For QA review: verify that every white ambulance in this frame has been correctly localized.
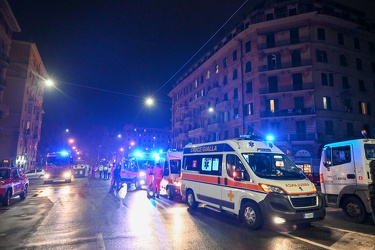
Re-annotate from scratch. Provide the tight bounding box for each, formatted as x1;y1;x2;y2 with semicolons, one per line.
180;136;325;230
156;150;183;200
320;137;375;224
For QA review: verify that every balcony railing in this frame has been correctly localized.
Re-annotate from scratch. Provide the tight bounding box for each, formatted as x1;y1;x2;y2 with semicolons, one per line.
259;82;314;94
183;117;194;125
215;100;231;112
258;59;312;72
260;107;316;118
207;123;221;131
290;133;316;141
188;127;207;137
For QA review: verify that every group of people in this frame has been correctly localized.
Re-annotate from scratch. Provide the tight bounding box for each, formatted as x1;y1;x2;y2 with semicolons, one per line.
90;163;113;180
146;163;163;198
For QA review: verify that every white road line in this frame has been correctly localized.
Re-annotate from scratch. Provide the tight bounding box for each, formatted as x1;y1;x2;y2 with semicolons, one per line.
96;233;106;250
277;231;334;250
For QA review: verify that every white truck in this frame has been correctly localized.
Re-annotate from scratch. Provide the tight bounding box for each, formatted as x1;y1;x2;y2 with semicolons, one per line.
319;138;375;224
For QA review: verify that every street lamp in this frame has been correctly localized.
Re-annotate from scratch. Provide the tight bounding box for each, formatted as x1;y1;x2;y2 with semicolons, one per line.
145;97;154;106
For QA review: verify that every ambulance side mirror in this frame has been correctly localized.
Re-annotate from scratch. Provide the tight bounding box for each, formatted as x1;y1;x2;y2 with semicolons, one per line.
322;147;331;168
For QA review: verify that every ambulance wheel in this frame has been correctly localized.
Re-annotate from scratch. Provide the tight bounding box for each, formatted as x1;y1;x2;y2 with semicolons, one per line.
240;201;264;230
2;190;11;206
166;187;174;200
342;196;369;223
186;190;198;209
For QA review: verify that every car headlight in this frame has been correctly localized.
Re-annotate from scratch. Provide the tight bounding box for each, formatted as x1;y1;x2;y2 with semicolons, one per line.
260;183;286;194
44;173;50;179
63;172;71;178
138;171;146;177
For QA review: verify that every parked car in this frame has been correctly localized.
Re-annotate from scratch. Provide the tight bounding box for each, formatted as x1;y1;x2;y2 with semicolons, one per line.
25;169;45;179
0;167;29;206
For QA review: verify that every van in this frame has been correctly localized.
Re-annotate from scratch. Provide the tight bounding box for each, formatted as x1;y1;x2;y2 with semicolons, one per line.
180;136;325;229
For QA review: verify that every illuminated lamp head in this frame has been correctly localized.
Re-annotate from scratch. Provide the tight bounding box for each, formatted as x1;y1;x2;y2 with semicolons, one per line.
60;151;69;156
265;134;275;142
361;130;367;139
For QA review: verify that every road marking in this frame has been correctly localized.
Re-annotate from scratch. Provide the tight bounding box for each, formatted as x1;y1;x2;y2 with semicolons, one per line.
278;231;334;250
96;233;106;250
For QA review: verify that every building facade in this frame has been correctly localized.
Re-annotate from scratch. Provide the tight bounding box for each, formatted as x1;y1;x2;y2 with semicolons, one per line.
0;41;47;169
121;124;171;158
0;0;20;118
169;0;375;174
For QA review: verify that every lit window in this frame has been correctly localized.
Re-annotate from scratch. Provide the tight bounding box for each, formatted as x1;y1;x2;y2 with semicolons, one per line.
215;64;219;74
323;96;332;110
206;70;210;79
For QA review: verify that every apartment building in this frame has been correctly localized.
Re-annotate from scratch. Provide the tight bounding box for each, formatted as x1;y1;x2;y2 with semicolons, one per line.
0;0;20;118
169;0;375;174
121;124;171;158
0;41;47;169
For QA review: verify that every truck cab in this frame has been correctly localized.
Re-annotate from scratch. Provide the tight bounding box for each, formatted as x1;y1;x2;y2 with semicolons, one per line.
320;138;375;223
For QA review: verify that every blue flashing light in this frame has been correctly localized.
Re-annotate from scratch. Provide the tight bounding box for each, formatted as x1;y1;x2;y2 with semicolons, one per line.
265;134;275;142
60;150;69;156
134;151;143;158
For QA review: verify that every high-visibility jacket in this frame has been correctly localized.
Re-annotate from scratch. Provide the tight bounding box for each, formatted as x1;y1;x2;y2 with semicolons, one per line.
104;166;108;171
154;165;163;180
99;165;104;171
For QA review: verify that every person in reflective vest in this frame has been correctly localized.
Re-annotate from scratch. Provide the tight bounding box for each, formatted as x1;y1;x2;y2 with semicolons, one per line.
153;163;163;198
99;165;104;179
103;165;108;180
146;164;153;198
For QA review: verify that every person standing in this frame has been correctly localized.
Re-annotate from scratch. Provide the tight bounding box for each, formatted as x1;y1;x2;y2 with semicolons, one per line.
103;164;108;180
111;164;121;192
91;165;96;179
99;165;104;179
153;163;163;198
146;164;153;198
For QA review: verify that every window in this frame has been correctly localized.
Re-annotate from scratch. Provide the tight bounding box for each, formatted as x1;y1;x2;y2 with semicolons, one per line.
226;154;250;181
316;49;328;62
245;61;252;72
346;122;354;136
359;101;371;115
223;93;228;101
233;88;238;99
266;33;275;48
234;108;239;119
183;154;222;176
244;103;253;116
268;53;281;69
290;28;299;44
267;99;279;113
372;62;375;73
370;42;375;53
200;75;204;83
294;96;304;110
338;33;344;45
356;58;363;70
340;55;347;66
206;70;210;79
359;79;366;91
323;96;332;110
289;8;297;16
317;28;325;40
223;75;227;85
292;73;303;90
233;50;238;61
223;58;227;68
215;64;219;74
325;120;333;135
321;73;328;86
246;81;253;93
342;76;350;89
245;41;251;53
354;38;360;49
296;121;306;137
268;76;278;93
344;99;352;112
332;146;351;165
265;12;274;20
232;69;238;80
291;51;301;67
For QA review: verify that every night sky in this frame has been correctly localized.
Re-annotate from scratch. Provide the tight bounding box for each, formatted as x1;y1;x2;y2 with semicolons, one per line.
7;0;375;152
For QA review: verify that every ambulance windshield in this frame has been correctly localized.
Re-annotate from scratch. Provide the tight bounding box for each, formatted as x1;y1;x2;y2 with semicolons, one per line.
243;153;305;180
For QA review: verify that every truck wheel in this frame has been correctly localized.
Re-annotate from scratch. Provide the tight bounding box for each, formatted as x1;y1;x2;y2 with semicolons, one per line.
2;190;11;206
186;190;198;209
342;196;369;223
166;186;174;200
20;185;28;200
240;201;264;230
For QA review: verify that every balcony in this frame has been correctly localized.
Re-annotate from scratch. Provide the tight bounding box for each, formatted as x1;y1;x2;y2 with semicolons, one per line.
188;127;207;137
179;105;189;114
189;96;208;107
207;122;221;131
208;85;222;96
260;107;316;118
258;59;312;72
290;133;316;141
259;82;314;95
174;120;184;129
0;53;10;68
177;132;189;140
183;117;194;125
215;100;231;112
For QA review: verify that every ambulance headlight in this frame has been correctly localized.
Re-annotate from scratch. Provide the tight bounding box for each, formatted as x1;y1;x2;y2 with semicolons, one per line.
63;171;71;178
139;171;146;177
260;184;285;194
